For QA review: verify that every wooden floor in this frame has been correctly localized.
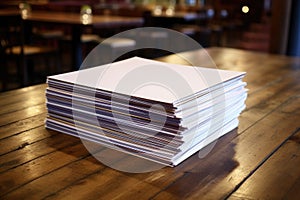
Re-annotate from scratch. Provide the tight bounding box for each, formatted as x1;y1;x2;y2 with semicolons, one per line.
0;47;300;199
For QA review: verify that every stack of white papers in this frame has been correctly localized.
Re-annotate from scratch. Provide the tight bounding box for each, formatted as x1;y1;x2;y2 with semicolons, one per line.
45;57;247;166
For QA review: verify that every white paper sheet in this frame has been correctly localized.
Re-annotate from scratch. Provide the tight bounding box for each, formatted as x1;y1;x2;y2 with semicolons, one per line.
48;57;245;104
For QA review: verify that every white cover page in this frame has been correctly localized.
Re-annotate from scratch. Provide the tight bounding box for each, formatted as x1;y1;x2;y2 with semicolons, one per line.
47;57;245;104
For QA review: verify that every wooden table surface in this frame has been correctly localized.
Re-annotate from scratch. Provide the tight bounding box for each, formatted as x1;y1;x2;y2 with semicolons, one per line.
0;9;20;16
25;11;144;28
0;10;144;27
0;47;300;199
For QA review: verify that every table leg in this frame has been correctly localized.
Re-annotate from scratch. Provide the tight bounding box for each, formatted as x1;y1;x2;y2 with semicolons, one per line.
71;26;83;70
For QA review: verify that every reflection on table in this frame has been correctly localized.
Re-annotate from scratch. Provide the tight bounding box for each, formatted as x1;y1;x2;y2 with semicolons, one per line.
0;47;300;199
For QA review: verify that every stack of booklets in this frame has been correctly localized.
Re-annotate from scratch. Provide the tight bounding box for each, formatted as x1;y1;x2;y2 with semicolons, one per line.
45;57;247;166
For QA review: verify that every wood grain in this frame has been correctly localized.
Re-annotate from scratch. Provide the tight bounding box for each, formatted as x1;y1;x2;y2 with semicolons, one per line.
228;128;300;199
0;47;299;199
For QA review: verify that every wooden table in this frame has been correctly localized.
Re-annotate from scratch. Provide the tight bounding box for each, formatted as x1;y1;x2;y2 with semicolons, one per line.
24;11;143;69
25;11;144;28
0;9;20;16
0;47;300;199
0;9;143;70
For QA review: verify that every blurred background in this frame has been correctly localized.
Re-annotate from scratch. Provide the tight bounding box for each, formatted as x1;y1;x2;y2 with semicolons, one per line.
1;0;299;91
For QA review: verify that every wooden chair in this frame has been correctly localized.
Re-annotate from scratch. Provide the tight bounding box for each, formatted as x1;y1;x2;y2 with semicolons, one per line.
0;14;60;91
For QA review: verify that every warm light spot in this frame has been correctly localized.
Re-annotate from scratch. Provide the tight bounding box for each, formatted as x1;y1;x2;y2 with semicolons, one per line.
80;14;92;24
242;6;249;14
165;7;175;16
153;6;162;16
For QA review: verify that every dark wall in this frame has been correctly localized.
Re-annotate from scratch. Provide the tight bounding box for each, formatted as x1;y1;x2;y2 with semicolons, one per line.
287;0;300;56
